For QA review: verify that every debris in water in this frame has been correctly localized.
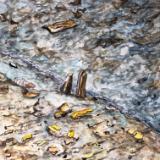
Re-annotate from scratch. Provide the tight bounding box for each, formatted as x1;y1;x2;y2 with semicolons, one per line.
70;108;93;119
76;70;87;98
43;20;77;33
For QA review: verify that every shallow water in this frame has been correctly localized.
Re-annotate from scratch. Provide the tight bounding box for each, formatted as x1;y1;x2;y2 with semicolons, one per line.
0;0;160;132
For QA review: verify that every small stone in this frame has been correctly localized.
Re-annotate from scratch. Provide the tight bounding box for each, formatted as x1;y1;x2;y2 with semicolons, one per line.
9;62;18;68
47;145;59;155
22;89;40;98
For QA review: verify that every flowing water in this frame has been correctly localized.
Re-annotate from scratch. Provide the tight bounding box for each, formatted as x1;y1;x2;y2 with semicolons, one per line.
0;0;160;133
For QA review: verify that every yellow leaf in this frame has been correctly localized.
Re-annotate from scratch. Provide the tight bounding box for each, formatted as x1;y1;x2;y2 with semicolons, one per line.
48;125;61;132
68;130;75;138
83;152;94;158
22;133;32;141
134;131;143;140
71;108;93;119
128;128;137;135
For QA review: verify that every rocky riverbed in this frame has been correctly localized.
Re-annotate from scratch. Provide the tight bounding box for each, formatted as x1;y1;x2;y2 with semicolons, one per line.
0;0;160;159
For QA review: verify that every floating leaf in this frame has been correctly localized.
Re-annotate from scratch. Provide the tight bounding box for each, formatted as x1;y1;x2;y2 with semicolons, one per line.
71;108;93;119
22;133;32;141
